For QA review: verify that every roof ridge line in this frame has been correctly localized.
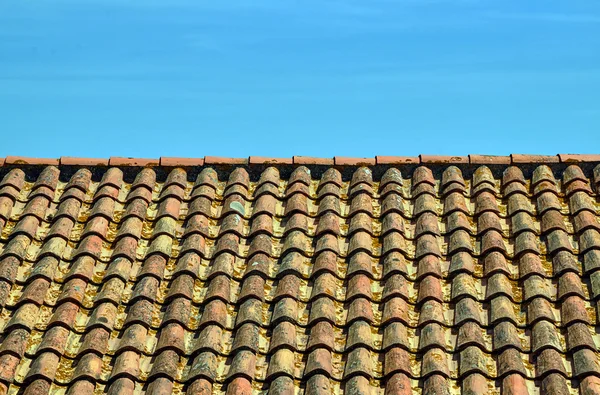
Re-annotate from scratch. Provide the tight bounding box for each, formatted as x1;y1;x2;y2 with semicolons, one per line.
0;154;599;167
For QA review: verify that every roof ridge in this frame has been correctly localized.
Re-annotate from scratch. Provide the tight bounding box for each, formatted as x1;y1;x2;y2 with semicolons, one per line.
0;153;599;167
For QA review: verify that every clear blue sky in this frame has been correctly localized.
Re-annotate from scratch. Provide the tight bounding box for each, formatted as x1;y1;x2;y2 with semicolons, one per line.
1;1;599;158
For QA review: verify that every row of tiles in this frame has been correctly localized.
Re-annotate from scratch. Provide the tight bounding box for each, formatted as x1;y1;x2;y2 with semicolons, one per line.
3;153;600;167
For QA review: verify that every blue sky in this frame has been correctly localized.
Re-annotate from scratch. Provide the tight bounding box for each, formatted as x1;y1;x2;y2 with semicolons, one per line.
1;0;599;158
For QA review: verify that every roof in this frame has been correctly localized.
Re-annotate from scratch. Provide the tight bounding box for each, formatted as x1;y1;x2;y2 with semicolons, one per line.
0;156;600;395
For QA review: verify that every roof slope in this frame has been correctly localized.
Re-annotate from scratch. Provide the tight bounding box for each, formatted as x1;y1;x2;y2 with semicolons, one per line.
0;159;600;394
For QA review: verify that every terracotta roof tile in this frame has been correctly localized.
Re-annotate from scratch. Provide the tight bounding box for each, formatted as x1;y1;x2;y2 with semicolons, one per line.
0;158;599;393
248;156;293;165
159;157;204;166
292;156;334;165
469;154;511;165
559;154;600;163
420;154;469;164
108;157;159;166
375;155;419;165
5;156;59;165
204;156;247;165
60;156;109;166
511;154;560;163
334;156;376;166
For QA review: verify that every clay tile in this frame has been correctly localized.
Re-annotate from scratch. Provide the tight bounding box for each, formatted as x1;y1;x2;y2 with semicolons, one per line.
255;167;279;186
383;347;411;378
203;156;246;165
459;346;489;377
472;165;495;188
559;154;600;163
188;351;218;382
469;155;511;165
285;181;310;198
109;157;159;166
441;166;465;188
594;164;600;186
456;322;484;351
418;276;443;305
229;323;260;354
305;321;334;352
376;156;419;165
288;166;311;188
128;168;154;192
269;321;296;352
381;218;406;245
350;167;373;188
1;168;26;190
333;157;374;166
346;297;374;325
412;183;436;200
380;168;404;189
420;155;467;164
546;229;573;255
343;347;373;378
502;166;525;187
530;320;563;355
61;156;108;166
304;348;332;378
417;377;446;395
226;168;249;189
349;181;374;198
265;347;296;380
511;154;559;164
514;231;541;258
349;194;373;217
292;156;333;165
163;168;187;189
413;213;439;238
412;167;434;189
565;322;595;353
313;213;339;237
444;193;469;216
345;320;374;351
573;348;600;378
532;165;556;187
316;168;341;190
381;294;410;327
503;182;528;199
580;229;600;254
248;156;292;165
193;168;218;189
565;179;593;197
497;348;528;377
271;297;299;326
421;348;450;377
415;234;441;259
577;376;600;395
460;373;489;394
559;164;587;186
32;166;60;191
419;322;447;351
561;296;589;326
569;193;596;218
5;156;59;166
413;255;441;280
493;320;524;352
446;252;473;277
157;157;203;167
537;192;561;216
64;168;92;192
536;348;567;380
414;194;437;218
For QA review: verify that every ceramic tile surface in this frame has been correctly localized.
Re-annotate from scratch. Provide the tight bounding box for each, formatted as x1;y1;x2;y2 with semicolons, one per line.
0;162;600;394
